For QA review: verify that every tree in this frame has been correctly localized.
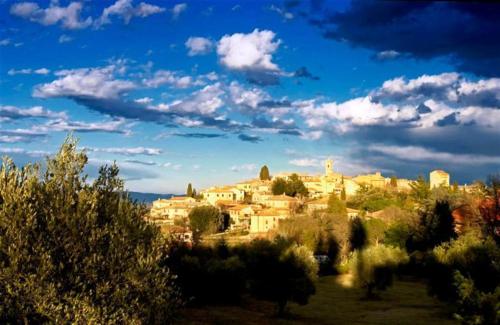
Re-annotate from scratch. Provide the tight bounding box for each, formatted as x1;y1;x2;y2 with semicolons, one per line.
188;206;223;241
287;174;309;197
351;245;409;298
407;200;457;251
272;175;308;197
328;193;347;216
348;217;367;252
390;176;398;188
410;175;431;203
245;240;317;316
340;187;347;201
187;183;193;197
259;165;270;180
0;136;180;324
272;177;287;195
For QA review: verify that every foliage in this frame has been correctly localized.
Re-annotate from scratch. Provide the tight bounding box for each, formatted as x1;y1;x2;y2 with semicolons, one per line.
350;245;409;298
167;238;318;317
384;222;413;248
348;217;367;252
166;241;246;305
363;218;389;246
407;200;457;252
328;193;347;216
410;175;431;203
271;174;308;197
245;239;317;316
429;233;500;324
0;137;180;324
348;185;410;212
278;214;341;274
259;165;271;181
187;183;193;197
188;206;223;241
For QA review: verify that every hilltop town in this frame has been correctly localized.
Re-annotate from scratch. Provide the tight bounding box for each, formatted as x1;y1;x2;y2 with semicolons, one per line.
148;160;454;241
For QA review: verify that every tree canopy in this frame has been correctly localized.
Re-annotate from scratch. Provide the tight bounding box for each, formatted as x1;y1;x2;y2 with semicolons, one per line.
0;137;180;324
272;174;308;197
259;165;271;181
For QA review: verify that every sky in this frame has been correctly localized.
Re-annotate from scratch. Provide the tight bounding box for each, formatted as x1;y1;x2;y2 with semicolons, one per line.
1;0;500;194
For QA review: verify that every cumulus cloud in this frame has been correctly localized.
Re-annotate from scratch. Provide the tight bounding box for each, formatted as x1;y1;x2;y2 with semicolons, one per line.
217;29;283;85
185;37;213;56
10;1;92;29
95;0;165;27
34;65;135;99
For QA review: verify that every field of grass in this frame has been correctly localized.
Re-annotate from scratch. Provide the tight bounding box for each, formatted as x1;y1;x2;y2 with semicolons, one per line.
178;274;458;325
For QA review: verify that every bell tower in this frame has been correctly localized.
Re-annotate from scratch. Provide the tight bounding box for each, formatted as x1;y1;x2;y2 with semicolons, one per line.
325;159;333;176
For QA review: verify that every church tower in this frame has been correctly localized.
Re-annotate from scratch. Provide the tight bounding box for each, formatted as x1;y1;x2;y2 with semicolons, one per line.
325;159;333;176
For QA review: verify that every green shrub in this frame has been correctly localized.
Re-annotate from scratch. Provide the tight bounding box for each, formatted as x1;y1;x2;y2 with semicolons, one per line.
350;245;409;298
0;137;181;324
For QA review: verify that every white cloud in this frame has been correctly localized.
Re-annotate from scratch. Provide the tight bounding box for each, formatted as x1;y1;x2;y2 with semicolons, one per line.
185;37;213;56
134;97;153;104
95;0;165;27
85;146;162;156
228;81;269;111
0;39;11;46
58;34;73;43
375;50;400;60
368;144;500;165
0;105;66;120
10;1;92;29
217;29;281;73
171;3;187;19
142;70;201;89
155;83;224;116
299;130;323;141
297;96;418;131
0;147;50;156
230;163;256;172
289;158;321;167
8;68;50;75
34;66;135;99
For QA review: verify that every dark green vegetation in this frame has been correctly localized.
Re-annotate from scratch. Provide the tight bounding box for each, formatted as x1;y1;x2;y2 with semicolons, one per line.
272;173;308;197
259;165;271;181
166;238;317;317
0;137;181;323
188;205;225;241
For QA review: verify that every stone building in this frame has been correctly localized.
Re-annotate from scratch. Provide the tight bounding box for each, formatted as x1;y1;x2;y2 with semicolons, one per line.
430;170;450;188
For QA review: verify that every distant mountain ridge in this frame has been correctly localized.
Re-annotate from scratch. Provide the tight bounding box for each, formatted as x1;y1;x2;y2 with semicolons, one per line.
126;191;177;204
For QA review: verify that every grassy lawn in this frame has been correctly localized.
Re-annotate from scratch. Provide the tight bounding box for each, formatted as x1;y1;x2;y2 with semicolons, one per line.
178;275;458;325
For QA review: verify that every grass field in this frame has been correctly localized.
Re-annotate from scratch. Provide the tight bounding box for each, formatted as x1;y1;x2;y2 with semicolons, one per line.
178;274;458;325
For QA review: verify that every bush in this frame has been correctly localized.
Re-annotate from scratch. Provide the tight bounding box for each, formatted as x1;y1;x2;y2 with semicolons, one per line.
188;205;223;241
350;245;409;298
429;233;500;324
0;137;181;324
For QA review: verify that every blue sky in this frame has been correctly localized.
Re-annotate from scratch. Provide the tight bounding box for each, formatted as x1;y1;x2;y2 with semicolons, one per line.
1;0;500;194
